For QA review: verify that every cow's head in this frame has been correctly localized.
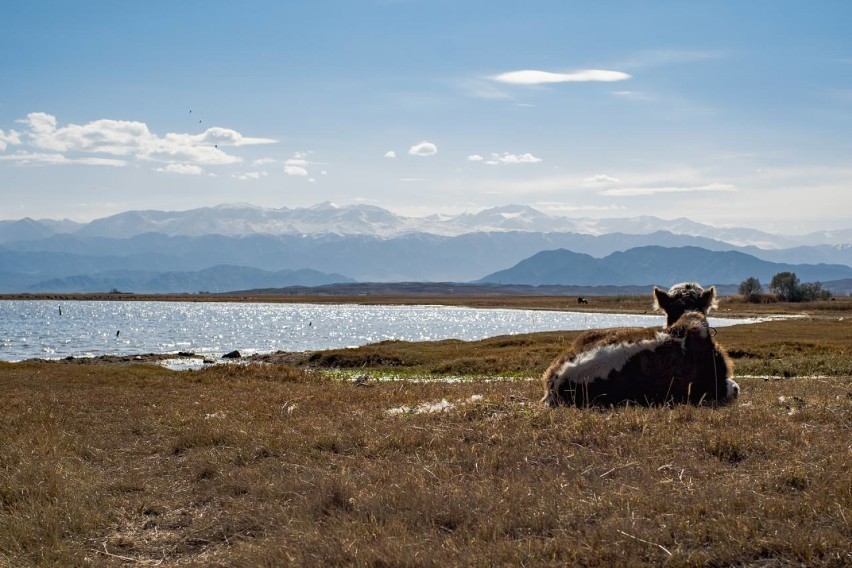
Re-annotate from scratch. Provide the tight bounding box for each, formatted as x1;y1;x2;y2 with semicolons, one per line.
654;282;718;328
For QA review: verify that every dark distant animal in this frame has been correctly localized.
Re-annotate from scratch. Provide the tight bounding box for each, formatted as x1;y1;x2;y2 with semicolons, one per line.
542;310;737;407
577;297;588;304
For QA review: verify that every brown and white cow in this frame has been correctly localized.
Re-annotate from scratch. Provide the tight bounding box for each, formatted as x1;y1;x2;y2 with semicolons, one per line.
542;306;738;408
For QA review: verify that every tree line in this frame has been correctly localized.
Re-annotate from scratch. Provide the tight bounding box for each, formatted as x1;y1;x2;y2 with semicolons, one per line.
738;272;832;302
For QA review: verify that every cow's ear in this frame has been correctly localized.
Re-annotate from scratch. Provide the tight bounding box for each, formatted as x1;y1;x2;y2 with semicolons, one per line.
699;286;718;312
653;287;670;312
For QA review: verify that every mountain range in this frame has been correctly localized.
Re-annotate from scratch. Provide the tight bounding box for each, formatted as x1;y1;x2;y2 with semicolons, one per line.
4;202;852;247
1;203;850;293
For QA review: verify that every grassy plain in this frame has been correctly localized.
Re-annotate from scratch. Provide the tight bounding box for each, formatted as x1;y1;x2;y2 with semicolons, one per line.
1;295;850;566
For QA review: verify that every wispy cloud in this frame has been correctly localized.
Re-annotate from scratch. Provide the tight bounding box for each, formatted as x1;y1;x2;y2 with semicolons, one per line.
384;150;396;158
583;174;621;184
282;151;322;179
284;165;308;177
284;156;308;167
600;183;737;196
610;90;657;102
409;141;437;156
155;163;205;175
0;128;21;151
0;151;127;167
478;152;542;165
459;78;515;100
232;171;269;180
536;202;626;214
493;69;630;85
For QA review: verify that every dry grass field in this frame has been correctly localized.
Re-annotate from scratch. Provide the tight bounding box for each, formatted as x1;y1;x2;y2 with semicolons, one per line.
1;296;850;566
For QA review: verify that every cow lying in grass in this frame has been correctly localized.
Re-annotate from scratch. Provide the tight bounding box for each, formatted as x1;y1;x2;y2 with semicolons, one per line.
542;283;737;407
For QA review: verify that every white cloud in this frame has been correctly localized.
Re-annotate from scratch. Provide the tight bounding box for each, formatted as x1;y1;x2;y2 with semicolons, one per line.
8;112;276;168
536;202;626;213
583;174;621;183
280;151;321;178
493;69;630;85
320;170;328;176
479;152;542;165
384;150;396;158
459;78;514;100
501;152;541;164
253;157;278;165
600;183;738;196
409;141;437;157
0;128;21;151
23;112;151;155
191;127;276;147
284;165;308;176
0;151;127;167
467;154;484;162
156;163;204;175
232;171;269;180
20;112;57;136
148;135;242;165
611;90;657;102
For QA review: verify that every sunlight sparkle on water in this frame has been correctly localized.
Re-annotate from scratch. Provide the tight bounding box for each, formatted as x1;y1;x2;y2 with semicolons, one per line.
0;300;757;362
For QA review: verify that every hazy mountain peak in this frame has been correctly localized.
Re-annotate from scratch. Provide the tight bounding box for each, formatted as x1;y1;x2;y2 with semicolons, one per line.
212;202;266;211
309;201;339;211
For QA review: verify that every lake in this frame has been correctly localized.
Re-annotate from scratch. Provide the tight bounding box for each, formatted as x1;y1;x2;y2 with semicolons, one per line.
0;300;755;362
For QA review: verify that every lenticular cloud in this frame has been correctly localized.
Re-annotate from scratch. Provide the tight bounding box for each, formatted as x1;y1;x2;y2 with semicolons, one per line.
493;69;630;85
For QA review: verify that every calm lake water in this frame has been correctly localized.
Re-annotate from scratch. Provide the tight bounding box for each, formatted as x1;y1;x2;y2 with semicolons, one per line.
0;300;754;362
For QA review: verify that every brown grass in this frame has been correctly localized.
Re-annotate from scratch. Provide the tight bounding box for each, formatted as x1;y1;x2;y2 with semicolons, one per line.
1;299;851;566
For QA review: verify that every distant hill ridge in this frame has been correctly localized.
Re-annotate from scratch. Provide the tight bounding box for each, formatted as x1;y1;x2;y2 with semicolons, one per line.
4;245;851;294
23;265;354;294
478;246;852;287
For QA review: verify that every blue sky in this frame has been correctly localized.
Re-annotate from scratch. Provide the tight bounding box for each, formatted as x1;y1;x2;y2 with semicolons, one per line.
1;0;851;233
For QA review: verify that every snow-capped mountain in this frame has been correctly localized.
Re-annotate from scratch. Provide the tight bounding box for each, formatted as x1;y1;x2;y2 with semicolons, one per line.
4;202;848;248
70;202;425;239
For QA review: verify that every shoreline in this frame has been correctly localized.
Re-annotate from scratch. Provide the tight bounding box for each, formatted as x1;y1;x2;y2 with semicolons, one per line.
3;290;848;316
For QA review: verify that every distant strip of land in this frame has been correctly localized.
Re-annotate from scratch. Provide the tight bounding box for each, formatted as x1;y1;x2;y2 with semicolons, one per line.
3;282;851;321
0;281;728;306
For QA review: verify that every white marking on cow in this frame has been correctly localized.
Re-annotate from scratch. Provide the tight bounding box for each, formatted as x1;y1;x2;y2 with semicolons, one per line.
556;332;674;385
726;379;740;399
